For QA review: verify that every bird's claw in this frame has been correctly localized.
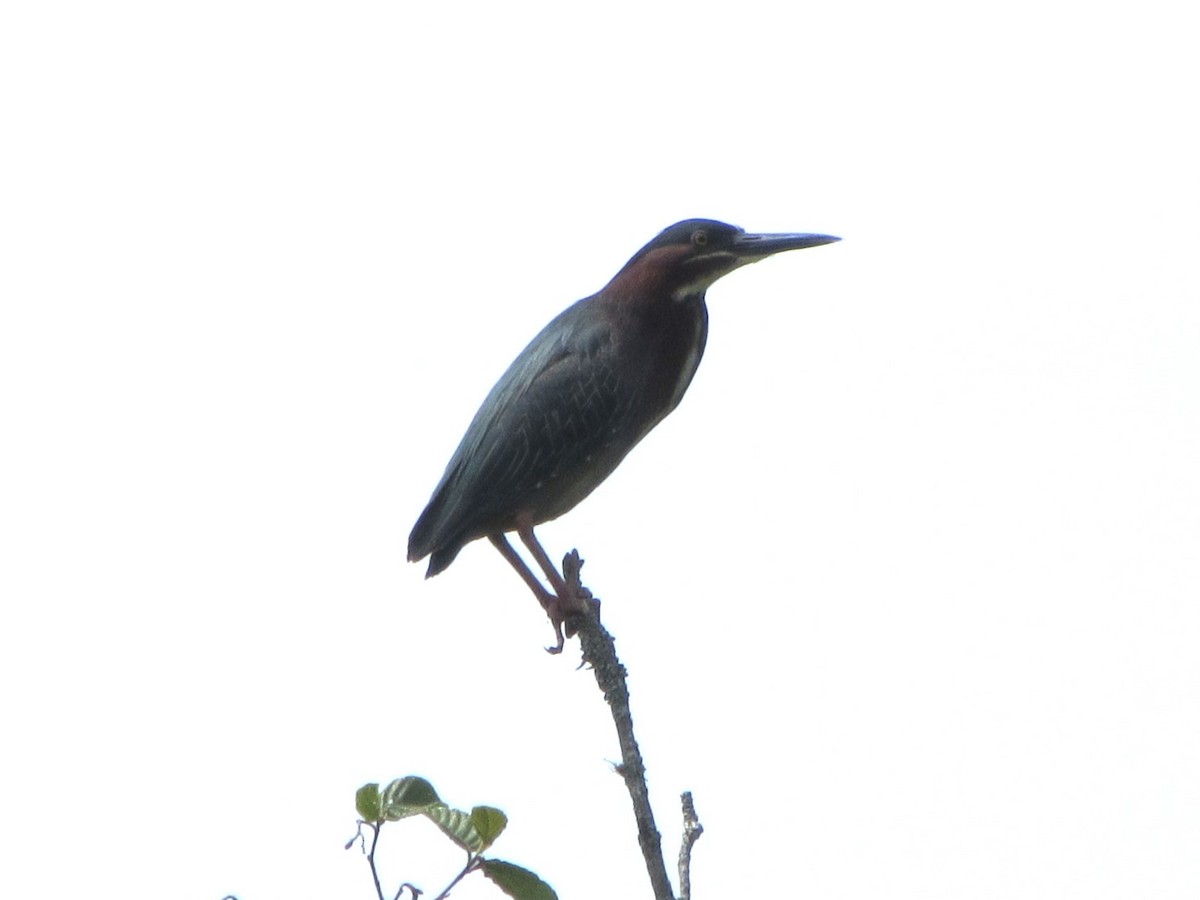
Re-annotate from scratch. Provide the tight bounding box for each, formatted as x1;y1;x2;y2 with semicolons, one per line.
542;550;599;654
544;621;567;655
542;591;597;654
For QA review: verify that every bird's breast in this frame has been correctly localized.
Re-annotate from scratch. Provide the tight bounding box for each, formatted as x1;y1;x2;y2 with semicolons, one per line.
662;301;708;414
615;294;710;436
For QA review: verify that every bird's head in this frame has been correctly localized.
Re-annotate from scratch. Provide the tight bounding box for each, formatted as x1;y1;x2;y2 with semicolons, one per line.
609;218;840;302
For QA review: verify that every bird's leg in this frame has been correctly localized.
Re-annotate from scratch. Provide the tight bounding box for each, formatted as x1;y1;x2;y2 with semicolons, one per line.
488;533;568;653
516;523;570;596
516;522;595;636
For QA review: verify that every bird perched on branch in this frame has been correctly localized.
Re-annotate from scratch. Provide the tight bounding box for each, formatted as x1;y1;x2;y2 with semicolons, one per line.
409;218;839;650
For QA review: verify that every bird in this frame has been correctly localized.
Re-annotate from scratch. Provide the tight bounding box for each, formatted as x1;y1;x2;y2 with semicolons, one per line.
408;218;839;650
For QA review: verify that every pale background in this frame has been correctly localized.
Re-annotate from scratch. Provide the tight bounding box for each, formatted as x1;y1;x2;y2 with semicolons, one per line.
2;1;1197;898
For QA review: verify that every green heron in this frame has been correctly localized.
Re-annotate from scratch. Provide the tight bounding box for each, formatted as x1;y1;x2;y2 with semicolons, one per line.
408;218;839;650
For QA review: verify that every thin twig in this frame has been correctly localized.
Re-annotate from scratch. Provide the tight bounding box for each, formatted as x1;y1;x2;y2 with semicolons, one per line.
367;822;385;900
566;550;676;900
432;857;479;900
677;791;703;900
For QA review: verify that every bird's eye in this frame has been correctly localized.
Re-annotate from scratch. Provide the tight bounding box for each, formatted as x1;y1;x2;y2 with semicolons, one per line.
691;229;708;247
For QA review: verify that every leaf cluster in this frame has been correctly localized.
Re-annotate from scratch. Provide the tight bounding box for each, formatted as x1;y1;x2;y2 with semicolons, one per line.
352;775;556;900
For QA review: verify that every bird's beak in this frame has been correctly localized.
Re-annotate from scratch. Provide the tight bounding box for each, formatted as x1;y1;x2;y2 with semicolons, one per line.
731;231;841;260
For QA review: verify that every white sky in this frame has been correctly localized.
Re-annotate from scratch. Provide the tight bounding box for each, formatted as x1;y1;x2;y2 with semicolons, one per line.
3;1;1198;898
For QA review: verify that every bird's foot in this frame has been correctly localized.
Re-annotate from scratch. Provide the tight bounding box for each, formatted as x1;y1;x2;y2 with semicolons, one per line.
543;587;594;654
542;550;599;654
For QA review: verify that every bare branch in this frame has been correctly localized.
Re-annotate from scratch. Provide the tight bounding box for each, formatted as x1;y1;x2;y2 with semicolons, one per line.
677;791;704;900
566;550;677;900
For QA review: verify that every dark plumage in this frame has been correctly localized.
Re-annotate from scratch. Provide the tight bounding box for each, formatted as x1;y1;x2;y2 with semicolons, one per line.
408;218;838;647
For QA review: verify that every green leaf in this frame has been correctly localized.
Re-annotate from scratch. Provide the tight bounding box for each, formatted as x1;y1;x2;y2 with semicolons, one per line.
470;806;508;849
355;783;382;822
423;804;483;852
481;859;558;900
380;776;442;821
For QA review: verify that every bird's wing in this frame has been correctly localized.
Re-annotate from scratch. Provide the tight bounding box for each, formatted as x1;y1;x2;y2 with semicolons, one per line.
410;301;631;557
